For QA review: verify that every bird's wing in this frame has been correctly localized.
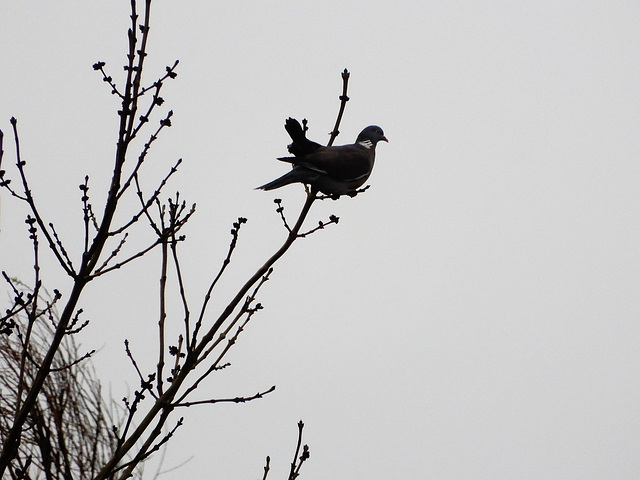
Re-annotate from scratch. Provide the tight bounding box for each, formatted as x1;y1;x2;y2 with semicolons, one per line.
278;144;372;181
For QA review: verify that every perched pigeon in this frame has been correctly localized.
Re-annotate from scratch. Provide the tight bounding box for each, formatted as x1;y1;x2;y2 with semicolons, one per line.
257;118;387;196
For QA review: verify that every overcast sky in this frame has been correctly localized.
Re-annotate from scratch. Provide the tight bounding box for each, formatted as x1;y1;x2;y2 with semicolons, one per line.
1;1;640;479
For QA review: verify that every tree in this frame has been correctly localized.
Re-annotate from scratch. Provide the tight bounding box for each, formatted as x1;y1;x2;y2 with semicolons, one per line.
0;282;130;479
0;1;361;479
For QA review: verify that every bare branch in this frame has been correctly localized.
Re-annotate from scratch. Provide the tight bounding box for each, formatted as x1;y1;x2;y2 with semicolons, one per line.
189;217;248;350
93;61;125;99
116;114;178;203
170;236;191;356
288;421;310;480
114;413;182;480
80;176;100;255
139;59;179;96
327;69;350;146
178;270;271;403
173;385;276;407
49;349;96;372
93;236;156;272
273;198;292;232
297;214;340;238
197;269;270;369
112;157;183;236
124;339;157;401
262;456;271;480
156;223;170;396
9;119;76;277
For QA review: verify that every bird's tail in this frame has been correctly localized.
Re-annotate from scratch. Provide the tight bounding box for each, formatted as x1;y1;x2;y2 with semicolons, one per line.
256;174;293;191
284;118;322;157
256;167;319;191
284;118;307;145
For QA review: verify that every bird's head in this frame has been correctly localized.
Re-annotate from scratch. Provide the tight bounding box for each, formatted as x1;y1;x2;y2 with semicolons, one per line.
357;126;388;148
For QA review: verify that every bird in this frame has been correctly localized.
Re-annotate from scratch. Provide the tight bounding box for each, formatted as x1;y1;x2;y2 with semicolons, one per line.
257;118;387;196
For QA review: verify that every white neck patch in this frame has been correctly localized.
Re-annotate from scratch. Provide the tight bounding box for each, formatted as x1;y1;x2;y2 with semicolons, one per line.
358;139;373;149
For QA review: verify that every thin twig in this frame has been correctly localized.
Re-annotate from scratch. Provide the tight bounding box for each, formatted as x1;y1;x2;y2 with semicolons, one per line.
189;217;247;351
297;214;340;237
327;69;350;146
262;456;271;480
288;421;310;480
91;237;160;277
170;235;191;355
156;209;170;396
10;118;76;277
173;385;276;407
196;268;270;369
124;340;149;394
117;113;177;202
273;198;292;232
178;270;271;403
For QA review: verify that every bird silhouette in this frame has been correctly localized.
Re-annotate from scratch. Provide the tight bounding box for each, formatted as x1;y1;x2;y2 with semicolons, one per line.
257;118;387;196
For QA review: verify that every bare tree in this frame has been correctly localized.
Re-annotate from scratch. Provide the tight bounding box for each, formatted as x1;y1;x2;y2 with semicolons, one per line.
0;282;131;480
0;1;360;478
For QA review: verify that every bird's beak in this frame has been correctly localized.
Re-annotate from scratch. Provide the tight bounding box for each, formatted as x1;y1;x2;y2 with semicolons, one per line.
381;136;389;143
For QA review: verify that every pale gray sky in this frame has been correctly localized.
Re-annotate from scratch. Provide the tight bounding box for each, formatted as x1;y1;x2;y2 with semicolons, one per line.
1;2;639;479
